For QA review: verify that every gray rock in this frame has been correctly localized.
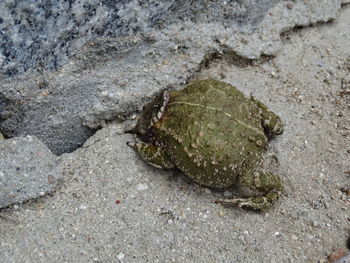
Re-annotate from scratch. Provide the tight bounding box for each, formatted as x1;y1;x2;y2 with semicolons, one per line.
0;0;347;155
0;0;280;77
0;135;60;208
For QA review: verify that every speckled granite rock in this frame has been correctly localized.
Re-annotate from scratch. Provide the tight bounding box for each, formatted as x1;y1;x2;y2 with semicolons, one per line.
0;135;61;208
0;0;280;77
0;0;348;155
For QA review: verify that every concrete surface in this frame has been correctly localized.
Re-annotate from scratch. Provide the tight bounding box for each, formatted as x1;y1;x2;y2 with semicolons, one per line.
0;136;61;208
0;1;350;263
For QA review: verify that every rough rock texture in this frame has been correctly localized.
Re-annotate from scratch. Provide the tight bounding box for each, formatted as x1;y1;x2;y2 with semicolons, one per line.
0;0;281;77
0;135;60;208
0;0;348;155
0;1;350;262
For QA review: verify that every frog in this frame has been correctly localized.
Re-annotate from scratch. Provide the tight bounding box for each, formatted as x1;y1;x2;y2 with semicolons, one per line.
127;79;284;210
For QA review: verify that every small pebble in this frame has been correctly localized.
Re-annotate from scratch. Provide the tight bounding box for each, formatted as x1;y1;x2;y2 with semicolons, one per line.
136;183;148;191
240;38;248;44
336;111;343;117
291;234;298;240
100;90;109;96
286;2;293;9
204;188;211;194
117;252;125;261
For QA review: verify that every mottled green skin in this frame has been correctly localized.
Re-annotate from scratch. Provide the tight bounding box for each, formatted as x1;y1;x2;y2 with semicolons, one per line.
128;79;284;210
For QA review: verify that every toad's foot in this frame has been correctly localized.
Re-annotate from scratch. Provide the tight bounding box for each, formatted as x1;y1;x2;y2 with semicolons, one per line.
251;96;284;137
215;171;283;211
215;192;281;211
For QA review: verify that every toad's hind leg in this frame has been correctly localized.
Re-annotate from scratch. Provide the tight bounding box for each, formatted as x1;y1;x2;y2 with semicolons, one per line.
127;142;175;169
215;170;283;211
251;97;284;136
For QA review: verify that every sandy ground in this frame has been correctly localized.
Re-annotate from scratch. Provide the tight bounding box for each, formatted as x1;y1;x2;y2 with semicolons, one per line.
1;5;349;263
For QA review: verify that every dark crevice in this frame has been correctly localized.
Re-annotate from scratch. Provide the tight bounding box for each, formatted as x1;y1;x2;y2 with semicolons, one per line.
194;47;274;78
195;49;254;73
196;50;223;71
0;92;100;156
280;18;336;41
341;2;350;8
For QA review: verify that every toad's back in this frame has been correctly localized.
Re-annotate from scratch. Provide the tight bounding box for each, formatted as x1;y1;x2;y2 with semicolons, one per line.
154;79;268;188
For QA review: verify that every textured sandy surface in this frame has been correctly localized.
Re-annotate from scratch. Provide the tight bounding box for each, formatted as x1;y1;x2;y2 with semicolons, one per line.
1;3;350;263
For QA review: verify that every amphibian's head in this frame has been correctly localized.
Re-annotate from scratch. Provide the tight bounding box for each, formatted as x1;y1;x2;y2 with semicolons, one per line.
130;90;170;137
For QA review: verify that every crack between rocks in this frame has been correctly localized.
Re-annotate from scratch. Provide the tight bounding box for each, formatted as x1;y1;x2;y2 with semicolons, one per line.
2;6;348;156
